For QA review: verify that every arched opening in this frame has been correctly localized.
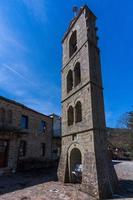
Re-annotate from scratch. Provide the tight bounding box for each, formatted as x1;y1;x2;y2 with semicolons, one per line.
69;148;82;183
69;30;77;58
75;101;82;123
67;106;74;126
67;70;73;93
0;108;5;123
74;62;81;86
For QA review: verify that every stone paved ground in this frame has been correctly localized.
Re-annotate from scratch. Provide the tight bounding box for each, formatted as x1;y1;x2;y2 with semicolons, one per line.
0;168;93;200
0;161;133;200
0;181;91;200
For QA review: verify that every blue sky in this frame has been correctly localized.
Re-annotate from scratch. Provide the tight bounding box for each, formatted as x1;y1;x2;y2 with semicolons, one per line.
0;0;133;127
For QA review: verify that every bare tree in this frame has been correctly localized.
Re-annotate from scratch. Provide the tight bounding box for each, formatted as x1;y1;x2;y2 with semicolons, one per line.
127;111;133;129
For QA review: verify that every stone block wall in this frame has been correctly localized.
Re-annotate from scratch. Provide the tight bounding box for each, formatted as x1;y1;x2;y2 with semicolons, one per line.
0;96;53;173
58;5;118;200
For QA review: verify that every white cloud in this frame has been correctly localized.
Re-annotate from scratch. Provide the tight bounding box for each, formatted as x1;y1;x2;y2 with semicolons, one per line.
23;98;60;115
0;1;60;115
0;15;28;57
0;67;57;114
3;64;35;86
0;6;29;67
0;65;27;96
0;63;60;115
22;0;48;23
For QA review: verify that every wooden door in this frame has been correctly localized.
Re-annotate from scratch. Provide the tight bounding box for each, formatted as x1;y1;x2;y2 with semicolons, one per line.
0;140;9;168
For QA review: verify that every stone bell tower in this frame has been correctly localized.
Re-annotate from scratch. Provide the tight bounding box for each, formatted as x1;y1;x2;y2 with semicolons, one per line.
58;5;118;199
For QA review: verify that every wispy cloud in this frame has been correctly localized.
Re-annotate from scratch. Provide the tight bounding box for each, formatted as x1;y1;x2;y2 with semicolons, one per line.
0;62;60;114
23;97;60;115
0;64;28;97
0;1;60;115
0;8;29;73
2;63;60;97
3;64;35;86
22;0;48;23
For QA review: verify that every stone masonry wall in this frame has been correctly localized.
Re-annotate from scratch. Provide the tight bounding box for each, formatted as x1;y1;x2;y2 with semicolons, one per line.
0;97;53;173
58;6;118;200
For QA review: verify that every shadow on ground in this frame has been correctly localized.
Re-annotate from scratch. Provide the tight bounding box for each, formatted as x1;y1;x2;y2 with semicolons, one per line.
0;164;133;199
0;167;58;195
114;179;133;199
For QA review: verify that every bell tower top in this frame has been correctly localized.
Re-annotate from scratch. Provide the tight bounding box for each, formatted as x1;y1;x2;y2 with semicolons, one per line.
62;5;96;43
62;5;98;67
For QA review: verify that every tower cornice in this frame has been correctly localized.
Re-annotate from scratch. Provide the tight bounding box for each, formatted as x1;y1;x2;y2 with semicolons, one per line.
62;5;97;43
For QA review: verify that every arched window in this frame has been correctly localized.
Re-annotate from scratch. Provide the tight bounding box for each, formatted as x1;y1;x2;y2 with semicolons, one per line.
74;62;81;86
69;30;77;58
75;101;82;123
7;110;12;123
67;106;74;126
0;108;5;123
67;70;73;93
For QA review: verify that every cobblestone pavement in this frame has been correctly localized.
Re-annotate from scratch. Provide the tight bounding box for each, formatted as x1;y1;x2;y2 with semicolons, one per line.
0;161;133;200
0;168;93;200
0;181;91;200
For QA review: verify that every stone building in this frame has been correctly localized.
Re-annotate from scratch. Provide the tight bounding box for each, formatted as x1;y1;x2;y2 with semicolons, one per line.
0;96;53;174
49;114;61;161
58;5;118;199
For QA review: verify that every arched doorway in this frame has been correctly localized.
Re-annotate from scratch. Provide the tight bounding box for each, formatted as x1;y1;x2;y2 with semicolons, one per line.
69;148;82;183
